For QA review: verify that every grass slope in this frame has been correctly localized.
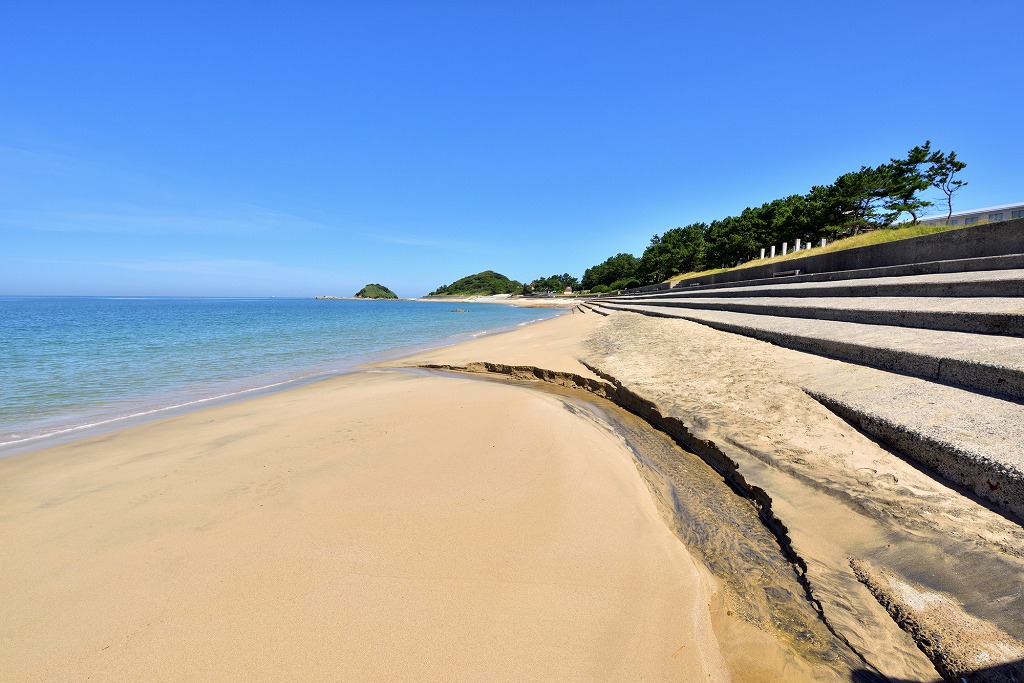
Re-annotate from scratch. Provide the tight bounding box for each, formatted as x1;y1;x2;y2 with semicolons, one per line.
668;223;967;284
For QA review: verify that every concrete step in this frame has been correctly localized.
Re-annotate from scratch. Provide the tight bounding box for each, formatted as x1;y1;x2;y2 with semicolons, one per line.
801;372;1024;521
617;268;1024;299
593;302;1024;401
643;253;1024;296
611;296;1024;336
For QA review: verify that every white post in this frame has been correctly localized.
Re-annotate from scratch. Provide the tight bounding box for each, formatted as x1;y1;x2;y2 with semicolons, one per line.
770;245;776;258
760;248;765;259
795;238;802;251
820;238;827;248
782;243;788;256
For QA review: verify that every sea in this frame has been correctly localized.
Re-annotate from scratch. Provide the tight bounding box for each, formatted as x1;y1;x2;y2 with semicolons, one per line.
0;296;560;454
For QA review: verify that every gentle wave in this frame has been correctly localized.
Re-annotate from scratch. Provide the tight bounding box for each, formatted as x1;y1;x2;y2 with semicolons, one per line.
0;298;561;454
0;377;297;449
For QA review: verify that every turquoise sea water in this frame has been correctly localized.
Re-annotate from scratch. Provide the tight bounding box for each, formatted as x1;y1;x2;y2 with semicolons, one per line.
0;297;560;451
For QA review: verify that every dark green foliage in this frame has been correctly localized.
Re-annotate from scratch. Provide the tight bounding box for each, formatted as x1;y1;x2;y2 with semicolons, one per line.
926;148;968;224
589;284;611;294
354;283;398;299
884;141;934;223
582;141;965;287
527;273;580;293
581;253;639;290
705;215;765;269
807;142;965;234
636;223;707;283
802;184;849;237
829;165;902;233
607;278;640;291
429;270;523;296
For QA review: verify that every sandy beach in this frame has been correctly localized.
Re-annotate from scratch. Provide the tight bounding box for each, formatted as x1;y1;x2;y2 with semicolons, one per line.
0;312;730;681
13;305;1014;682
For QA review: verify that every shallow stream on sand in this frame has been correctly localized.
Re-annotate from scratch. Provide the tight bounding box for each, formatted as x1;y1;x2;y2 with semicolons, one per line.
411;355;1024;681
411;367;873;683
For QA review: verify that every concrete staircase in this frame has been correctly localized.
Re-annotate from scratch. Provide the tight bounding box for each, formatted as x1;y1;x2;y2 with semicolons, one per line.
584;219;1024;520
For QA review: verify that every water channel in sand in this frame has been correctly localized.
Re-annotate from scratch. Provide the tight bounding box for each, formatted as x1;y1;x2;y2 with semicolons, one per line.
412;367;874;683
414;351;1024;681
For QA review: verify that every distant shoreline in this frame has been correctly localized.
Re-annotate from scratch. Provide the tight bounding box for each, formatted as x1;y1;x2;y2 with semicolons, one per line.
416;294;584;308
313;294;584;308
315;295;402;300
314;293;584;307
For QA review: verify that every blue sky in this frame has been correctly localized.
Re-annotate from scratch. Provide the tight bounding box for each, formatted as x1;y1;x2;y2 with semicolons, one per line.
2;1;1022;297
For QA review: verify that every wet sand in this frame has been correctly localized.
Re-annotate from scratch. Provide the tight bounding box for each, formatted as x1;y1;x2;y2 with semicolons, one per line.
400;309;1024;681
12;304;1011;682
0;313;729;681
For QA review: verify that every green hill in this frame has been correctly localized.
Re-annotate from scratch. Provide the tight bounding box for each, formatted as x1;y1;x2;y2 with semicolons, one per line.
429;270;522;296
354;283;398;299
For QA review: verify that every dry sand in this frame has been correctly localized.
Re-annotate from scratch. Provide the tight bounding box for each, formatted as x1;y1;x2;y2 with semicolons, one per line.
581;311;1024;681
0;313;729;681
400;306;601;378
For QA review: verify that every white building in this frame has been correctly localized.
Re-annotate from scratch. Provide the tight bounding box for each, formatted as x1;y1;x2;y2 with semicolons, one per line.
917;202;1024;227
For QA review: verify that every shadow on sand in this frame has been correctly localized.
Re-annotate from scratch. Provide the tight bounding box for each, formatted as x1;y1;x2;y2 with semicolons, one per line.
852;657;1024;682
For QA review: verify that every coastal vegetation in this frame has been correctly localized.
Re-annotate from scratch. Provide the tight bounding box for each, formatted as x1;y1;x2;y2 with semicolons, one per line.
428;271;586;297
662;222;966;285
426;144;969;296
581;141;968;289
429;270;523;296
581;253;639;292
524;273;581;294
354;283;398;299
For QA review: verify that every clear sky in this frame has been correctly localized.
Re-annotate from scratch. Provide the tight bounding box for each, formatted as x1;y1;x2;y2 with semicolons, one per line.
2;1;1022;297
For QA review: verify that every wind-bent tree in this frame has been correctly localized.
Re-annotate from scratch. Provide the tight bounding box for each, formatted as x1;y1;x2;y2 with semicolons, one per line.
884;141;934;223
577;141;966;287
803;183;848;236
830;166;897;233
927;149;968;225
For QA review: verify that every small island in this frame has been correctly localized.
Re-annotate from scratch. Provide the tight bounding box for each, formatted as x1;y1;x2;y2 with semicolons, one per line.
354;283;398;299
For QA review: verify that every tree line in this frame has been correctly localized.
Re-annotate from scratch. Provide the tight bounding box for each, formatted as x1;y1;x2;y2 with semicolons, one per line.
523;273;580;294
429;270;523;296
582;141;967;292
427;270;584;296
